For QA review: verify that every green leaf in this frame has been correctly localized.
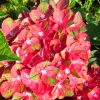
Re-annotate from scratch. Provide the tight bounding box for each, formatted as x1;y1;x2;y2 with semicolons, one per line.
5;88;12;98
0;62;4;68
22;0;29;5
86;22;100;45
30;74;39;80
31;93;38;100
32;45;40;50
89;58;97;63
72;31;78;36
75;0;82;6
64;90;74;96
89;50;100;66
17;6;28;15
71;69;80;78
0;31;21;61
80;27;87;32
43;60;49;67
5;1;28;19
0;10;8;19
77;84;83;90
64;60;71;66
40;0;49;2
2;69;12;80
0;10;8;26
8;0;23;5
91;50;98;56
69;0;76;8
47;77;56;86
38;2;49;13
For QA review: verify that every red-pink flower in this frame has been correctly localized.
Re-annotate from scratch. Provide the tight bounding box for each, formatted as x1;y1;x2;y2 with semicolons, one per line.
0;0;94;99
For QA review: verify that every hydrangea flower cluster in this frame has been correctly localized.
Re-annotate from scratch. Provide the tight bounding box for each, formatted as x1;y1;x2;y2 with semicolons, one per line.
0;0;100;100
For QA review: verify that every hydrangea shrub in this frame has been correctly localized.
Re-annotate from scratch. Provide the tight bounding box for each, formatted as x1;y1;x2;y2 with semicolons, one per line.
0;0;100;100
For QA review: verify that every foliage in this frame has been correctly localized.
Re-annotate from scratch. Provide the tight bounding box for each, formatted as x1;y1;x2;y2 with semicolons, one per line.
0;31;20;61
0;0;37;26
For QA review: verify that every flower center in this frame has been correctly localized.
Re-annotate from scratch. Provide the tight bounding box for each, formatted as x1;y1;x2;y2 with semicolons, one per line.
58;83;62;89
65;68;70;74
41;70;47;75
39;31;43;36
40;14;45;19
26;39;31;44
